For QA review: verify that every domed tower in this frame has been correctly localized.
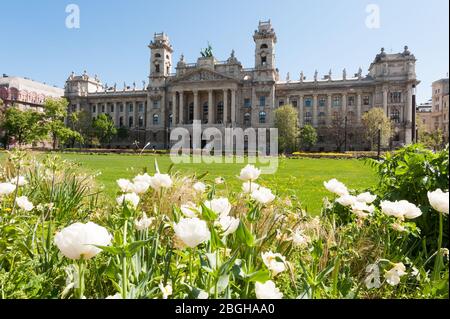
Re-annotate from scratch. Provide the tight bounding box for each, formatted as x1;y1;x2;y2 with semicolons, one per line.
148;32;173;87
253;20;277;73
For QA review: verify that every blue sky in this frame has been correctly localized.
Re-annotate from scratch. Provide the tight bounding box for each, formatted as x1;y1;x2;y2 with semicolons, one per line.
0;0;448;103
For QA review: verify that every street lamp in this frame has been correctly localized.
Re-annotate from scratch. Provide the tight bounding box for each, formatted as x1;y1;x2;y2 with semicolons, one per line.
344;115;348;152
377;123;382;160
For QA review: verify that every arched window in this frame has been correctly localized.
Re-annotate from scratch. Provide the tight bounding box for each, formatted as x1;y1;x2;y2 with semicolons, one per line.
244;113;251;126
154;53;161;58
153;114;159;125
129;116;134;127
260;44;268;49
259;111;266;124
203;102;209;124
217;102;224;124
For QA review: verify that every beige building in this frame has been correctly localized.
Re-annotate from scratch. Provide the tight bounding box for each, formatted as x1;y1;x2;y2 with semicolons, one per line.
416;99;433;134
65;21;419;151
431;78;449;142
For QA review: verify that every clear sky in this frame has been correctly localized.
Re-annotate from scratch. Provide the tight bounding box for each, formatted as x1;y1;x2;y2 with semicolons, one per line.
0;0;448;103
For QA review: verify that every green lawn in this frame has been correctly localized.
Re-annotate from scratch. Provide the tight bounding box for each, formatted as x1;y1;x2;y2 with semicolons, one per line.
44;153;378;215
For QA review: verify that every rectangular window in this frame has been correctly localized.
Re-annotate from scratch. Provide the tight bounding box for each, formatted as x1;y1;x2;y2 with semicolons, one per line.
390;92;402;103
292;100;298;108
139;103;144;113
348;96;355;106
279;100;284;107
92;104;96;113
304;98;312;107
129;103;134;113
333;96;341;107
153;101;159;109
119;104;124;113
244;98;251;108
101;105;105;113
110;104;114;113
363;95;370;106
319;97;326;107
259;96;266;107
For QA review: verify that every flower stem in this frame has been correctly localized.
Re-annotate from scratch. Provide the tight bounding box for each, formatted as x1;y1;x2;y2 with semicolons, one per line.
432;212;444;281
77;259;85;299
122;219;128;299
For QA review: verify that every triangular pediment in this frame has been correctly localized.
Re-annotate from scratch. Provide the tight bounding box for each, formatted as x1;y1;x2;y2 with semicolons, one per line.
171;68;237;83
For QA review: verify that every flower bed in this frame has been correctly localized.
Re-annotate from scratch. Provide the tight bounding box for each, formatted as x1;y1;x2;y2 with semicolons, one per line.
0;145;448;299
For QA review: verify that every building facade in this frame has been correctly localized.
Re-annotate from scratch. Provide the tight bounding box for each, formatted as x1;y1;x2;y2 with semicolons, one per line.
0;75;64;111
416;99;433;134
431;78;449;142
65;21;419;151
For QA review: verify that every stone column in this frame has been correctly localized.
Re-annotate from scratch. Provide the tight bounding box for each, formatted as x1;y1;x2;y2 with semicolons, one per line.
327;94;332;126
231;89;236;125
286;95;290;105
312;94;318;127
406;85;413;123
178;91;184;125
124;101;129;127
356;93;362;124
172;92;177;126
299;95;304;126
193;90;199;121
223;89;228;125
208;90;214;124
134;101;138;129
383;89;388;115
114;102;119;126
342;93;347;116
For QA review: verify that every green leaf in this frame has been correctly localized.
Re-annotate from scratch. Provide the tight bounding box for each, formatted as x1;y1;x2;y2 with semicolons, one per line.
200;203;218;222
247;269;271;283
236;221;255;247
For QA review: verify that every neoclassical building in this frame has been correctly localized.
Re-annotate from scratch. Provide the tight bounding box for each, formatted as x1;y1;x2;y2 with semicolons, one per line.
65;20;419;151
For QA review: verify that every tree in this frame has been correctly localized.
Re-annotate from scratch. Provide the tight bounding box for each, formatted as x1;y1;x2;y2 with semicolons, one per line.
361;107;392;150
42;97;80;150
2;106;45;147
68;110;92;147
92;114;117;144
328;112;346;151
117;127;129;140
421;129;444;151
299;124;318;151
274;104;299;154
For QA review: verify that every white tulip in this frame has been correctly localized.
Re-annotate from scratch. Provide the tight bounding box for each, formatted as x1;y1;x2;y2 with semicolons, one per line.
261;251;287;276
427;189;449;215
10;176;28;187
336;194;357;207
134;212;154;231
364;264;381;289
173;218;211;248
0;182;16;196
255;281;283;299
380;200;422;220
197;290;209;299
239;164;261;182
385;262;407;286
216;215;240;236
323;179;349;197
242;181;260;194
54;222;112;260
15;196;34;211
116;193;140;209
116;179;135;193
356;192;377;204
180;202;200;218
251;186;275;205
193;182;207;193
133;173;152;185
149;173;173;190
292;230;310;248
132;181;150;194
214;177;225;185
204;197;232;218
105;293;122;299
159;283;173;299
351;202;375;217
